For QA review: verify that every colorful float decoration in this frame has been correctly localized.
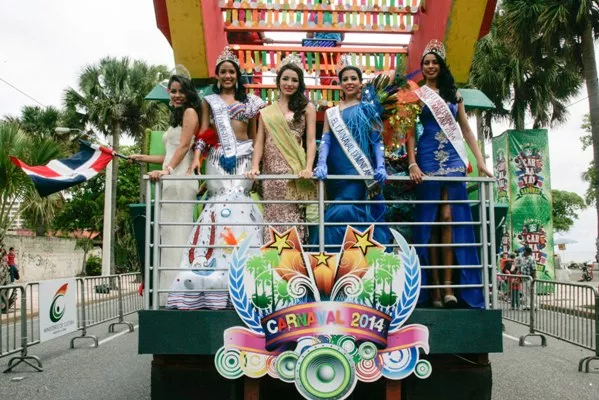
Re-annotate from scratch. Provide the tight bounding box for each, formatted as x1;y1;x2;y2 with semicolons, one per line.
214;225;430;400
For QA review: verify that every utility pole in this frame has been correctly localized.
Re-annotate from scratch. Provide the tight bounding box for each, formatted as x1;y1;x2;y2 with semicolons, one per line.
101;135;113;276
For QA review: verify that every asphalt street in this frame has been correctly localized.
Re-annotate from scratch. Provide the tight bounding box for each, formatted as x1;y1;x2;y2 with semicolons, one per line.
1;315;598;399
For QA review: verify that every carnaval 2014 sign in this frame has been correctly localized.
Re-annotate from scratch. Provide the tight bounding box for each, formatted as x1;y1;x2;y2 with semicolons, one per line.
262;302;390;350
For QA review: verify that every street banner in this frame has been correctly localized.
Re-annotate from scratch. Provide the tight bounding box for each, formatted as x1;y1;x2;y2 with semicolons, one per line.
39;279;78;342
492;130;554;279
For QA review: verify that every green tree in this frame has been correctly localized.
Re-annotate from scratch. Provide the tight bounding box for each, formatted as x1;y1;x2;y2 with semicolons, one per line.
75;237;96;276
469;10;582;134
580;114;596;205
0;122;63;240
552;189;587;232
64;57;168;273
502;0;599;254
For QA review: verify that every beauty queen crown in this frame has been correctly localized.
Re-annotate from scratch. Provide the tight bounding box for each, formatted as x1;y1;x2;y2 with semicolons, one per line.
336;53;363;75
216;45;240;67
278;53;303;72
215;225;431;400
422;39;446;60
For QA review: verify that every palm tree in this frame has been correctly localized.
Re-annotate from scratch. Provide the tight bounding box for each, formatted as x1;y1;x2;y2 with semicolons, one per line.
501;0;599;254
469;10;582;134
64;57;168;273
0;122;63;239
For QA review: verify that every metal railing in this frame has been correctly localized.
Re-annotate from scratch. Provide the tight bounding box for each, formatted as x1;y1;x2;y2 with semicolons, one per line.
496;274;599;373
0;272;142;373
145;174;497;310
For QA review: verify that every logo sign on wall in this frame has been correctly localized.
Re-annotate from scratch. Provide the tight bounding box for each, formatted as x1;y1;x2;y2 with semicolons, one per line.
215;226;430;400
39;279;78;342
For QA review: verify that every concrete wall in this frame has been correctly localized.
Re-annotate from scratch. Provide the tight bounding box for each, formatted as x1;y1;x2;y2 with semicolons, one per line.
3;235;101;282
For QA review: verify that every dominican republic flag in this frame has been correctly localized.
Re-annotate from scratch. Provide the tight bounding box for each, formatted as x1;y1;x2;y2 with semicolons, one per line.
10;140;115;197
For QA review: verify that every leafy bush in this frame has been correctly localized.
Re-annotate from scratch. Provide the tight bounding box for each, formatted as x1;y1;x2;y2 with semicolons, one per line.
86;255;102;276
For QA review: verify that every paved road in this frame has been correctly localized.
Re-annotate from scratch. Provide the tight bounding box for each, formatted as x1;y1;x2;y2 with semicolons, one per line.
1;315;598;399
0;313;150;400
493;320;598;400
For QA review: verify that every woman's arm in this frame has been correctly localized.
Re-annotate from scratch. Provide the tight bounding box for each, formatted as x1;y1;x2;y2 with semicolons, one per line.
313;114;331;180
456;95;493;177
246;115;265;179
129;154;165;164
247;116;258;140
406;131;424;184
300;103;317;178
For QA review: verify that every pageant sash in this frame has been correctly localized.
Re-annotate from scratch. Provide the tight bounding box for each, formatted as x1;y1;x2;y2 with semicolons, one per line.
261;103;316;200
415;85;470;171
326;106;378;192
204;94;237;166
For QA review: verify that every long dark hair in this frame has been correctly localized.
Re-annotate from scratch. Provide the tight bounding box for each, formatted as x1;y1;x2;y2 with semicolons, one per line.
421;53;460;104
168;75;201;128
276;64;309;123
212;61;248;103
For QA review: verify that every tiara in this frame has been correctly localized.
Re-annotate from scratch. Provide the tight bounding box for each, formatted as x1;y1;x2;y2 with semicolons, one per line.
335;53;362;74
216;46;240;67
277;53;303;72
169;64;191;80
422;39;446;60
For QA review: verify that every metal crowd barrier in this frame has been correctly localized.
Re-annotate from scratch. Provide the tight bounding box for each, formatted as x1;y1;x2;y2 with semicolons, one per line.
0;284;42;372
496;274;599;372
0;272;142;372
145;174;497;310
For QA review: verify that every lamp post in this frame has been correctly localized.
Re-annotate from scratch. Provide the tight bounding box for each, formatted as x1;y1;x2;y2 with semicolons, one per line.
55;127;113;277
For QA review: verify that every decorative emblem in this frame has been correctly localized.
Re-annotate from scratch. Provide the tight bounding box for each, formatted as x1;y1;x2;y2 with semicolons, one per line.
215;225;430;400
513;145;545;198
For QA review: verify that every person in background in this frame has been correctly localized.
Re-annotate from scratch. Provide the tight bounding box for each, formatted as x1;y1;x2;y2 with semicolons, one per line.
520;247;536;310
7;247;18;282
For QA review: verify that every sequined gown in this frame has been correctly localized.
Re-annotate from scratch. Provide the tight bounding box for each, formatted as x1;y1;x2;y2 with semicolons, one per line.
262;113;306;241
413;104;484;309
166;94;265;310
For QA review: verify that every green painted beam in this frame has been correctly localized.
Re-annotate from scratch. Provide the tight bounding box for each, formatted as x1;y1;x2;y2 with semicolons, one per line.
139;309;503;355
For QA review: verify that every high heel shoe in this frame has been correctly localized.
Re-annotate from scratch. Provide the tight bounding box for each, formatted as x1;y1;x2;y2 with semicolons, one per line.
443;281;458;308
431;285;443;308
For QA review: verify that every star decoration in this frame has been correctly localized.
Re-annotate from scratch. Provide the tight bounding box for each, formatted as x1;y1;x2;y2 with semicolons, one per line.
353;231;376;255
312;252;332;267
268;231;293;255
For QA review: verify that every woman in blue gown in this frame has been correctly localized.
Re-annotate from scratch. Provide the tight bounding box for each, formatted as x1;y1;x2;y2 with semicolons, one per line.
407;40;493;309
313;65;392;249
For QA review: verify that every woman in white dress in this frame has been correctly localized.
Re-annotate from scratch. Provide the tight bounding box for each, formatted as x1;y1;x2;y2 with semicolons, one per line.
165;47;265;310
129;75;200;305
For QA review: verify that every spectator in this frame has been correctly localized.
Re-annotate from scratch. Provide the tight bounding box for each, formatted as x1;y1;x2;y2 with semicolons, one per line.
520;247;536;310
7;247;18;282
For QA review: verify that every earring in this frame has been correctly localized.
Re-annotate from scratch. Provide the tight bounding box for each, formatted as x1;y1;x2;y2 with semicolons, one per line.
236;81;239;90
217;81;221;90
